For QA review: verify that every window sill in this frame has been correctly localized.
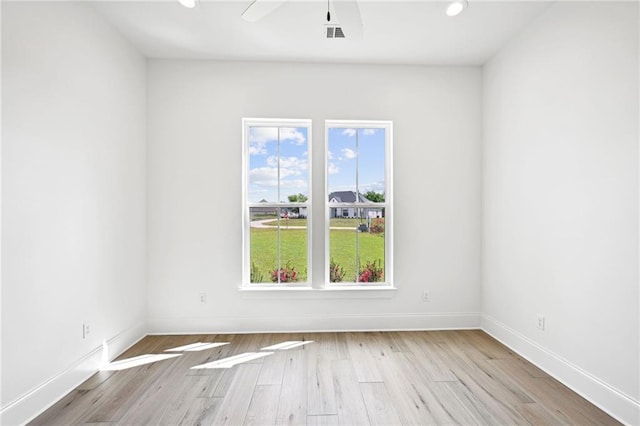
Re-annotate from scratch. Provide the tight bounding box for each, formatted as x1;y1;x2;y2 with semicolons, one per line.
238;285;397;300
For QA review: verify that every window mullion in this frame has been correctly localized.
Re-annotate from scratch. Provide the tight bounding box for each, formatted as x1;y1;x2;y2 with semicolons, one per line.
277;128;281;284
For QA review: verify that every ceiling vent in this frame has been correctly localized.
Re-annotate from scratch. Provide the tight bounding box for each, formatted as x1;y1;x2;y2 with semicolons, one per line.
326;26;345;39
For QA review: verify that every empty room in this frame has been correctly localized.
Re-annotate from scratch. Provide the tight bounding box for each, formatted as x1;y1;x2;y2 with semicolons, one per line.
1;0;639;424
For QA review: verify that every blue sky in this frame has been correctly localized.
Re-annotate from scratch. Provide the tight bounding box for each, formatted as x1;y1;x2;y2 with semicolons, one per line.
328;128;386;196
248;126;386;203
248;127;309;203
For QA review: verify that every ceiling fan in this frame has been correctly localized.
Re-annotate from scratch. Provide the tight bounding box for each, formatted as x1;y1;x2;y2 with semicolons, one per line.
241;0;364;39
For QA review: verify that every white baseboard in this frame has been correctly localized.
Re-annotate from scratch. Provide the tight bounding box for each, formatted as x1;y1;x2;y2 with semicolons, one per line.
481;314;640;426
0;321;146;426
148;312;481;334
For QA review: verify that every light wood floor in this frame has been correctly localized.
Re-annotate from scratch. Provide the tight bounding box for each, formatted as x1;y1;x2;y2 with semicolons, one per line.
30;330;619;425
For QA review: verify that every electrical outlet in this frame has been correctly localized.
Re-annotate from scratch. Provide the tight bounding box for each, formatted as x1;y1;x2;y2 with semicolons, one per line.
537;315;545;331
422;290;430;302
83;322;91;339
199;293;207;304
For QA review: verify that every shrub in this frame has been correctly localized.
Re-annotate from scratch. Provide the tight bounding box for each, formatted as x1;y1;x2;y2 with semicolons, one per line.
358;259;384;283
370;218;385;234
329;258;346;282
250;262;264;283
270;262;299;283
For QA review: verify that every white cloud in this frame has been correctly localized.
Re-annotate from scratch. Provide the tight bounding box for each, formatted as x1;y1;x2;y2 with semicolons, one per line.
328;150;334;160
249;141;267;155
360;180;385;193
280;128;306;145
363;129;376;136
341;148;357;159
279;179;307;189
328;162;340;175
342;128;356;137
249;127;306;145
250;167;301;183
249;127;278;143
266;156;308;170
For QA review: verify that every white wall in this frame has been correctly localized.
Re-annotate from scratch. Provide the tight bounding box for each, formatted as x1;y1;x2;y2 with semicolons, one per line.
482;2;639;424
147;61;482;333
1;2;147;424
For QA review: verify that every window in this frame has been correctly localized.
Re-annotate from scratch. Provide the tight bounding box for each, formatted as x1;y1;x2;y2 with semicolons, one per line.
326;121;393;286
242;119;312;286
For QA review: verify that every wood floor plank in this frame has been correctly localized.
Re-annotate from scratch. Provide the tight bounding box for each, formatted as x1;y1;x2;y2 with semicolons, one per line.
276;349;308;425
397;332;458;382
82;356;182;423
395;352;473;425
372;352;438;425
306;414;339;426
514;401;572;425
306;340;337;416
157;375;218;425
178;397;223;425
360;382;402;426
441;347;532;424
212;363;262;425
244;384;281;426
441;380;499;425
257;350;287;385
333;332;351;360
331;359;371;425
76;371;117;391
344;332;384;383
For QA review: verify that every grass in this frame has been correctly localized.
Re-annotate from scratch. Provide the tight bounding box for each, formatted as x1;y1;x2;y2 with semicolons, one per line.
250;227;384;283
329;230;385;282
259;218;371;228
251;228;308;282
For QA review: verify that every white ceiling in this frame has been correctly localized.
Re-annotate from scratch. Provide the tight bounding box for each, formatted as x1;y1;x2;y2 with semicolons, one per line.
92;0;552;65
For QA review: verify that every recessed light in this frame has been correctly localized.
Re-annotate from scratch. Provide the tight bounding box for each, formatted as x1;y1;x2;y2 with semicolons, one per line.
179;0;198;9
446;0;468;17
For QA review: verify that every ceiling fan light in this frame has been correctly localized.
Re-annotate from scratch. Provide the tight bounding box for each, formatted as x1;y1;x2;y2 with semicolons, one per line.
446;0;467;17
178;0;197;8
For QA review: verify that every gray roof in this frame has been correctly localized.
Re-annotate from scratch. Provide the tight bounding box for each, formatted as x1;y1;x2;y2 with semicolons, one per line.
328;191;372;203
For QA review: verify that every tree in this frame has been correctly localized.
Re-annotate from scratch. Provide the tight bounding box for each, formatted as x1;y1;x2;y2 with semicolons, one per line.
287;193;308;215
287;193;308;203
363;191;385;202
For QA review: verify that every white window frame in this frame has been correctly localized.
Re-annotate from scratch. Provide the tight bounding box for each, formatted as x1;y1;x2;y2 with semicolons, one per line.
325;120;393;288
242;118;312;288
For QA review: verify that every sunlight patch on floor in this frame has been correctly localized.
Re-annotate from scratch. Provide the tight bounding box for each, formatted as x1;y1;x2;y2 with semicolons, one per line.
101;354;182;371
190;352;273;369
261;341;314;351
165;342;230;352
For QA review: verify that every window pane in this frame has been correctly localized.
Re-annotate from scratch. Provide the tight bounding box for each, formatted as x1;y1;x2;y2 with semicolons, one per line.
250;207;278;284
327;127;357;196
248;126;309;203
279;222;308;283
358;128;386;202
279;127;309;202
329;218;358;283
329;207;386;283
248;127;279;203
249;207;308;284
358;208;385;283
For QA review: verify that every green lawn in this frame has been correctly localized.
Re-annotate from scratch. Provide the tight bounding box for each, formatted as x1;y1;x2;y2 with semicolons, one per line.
329;230;385;282
259;218;369;228
250;227;384;283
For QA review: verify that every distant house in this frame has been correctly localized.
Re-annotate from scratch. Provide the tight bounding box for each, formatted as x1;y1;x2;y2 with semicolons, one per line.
252;199;308;218
251;199;278;217
328;191;383;218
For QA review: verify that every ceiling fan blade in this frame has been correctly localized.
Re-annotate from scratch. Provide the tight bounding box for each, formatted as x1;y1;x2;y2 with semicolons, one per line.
241;0;287;23
333;0;363;39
